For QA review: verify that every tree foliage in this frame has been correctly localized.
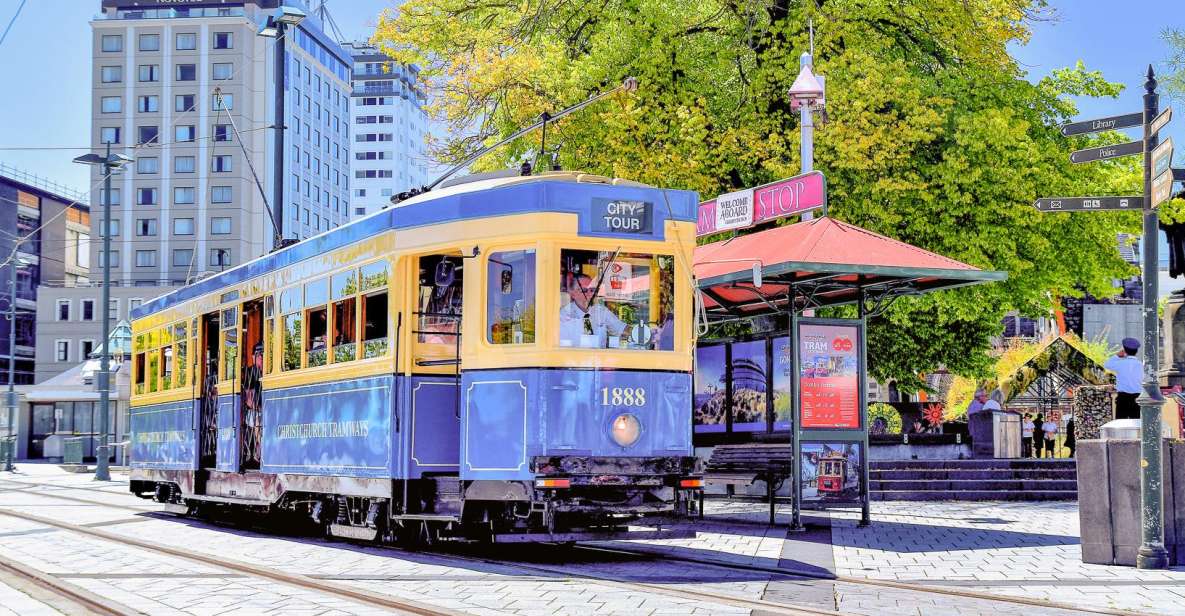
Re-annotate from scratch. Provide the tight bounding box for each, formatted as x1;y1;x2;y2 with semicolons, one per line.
374;0;1141;390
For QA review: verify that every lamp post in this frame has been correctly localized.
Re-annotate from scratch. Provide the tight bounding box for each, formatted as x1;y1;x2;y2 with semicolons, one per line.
257;5;306;246
73;144;133;482
3;256;32;472
788;52;825;221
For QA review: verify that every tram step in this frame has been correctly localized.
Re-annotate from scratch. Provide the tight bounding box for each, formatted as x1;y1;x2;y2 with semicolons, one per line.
328;524;379;541
869;459;1077;470
871;489;1078;502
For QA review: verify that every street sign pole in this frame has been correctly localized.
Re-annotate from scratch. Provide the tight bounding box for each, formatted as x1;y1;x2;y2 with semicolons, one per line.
1136;66;1170;571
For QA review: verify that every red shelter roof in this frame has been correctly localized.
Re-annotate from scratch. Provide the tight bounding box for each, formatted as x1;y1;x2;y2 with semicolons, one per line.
694;217;1005;318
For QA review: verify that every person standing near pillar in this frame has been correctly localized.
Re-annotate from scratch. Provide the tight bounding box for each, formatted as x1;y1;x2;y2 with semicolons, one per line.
1104;338;1144;419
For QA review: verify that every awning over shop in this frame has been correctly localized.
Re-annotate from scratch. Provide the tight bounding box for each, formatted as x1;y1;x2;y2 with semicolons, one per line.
694;216;1006;319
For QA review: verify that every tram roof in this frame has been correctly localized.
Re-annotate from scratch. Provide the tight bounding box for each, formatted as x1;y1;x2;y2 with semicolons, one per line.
132;172;699;320
694;216;1006;319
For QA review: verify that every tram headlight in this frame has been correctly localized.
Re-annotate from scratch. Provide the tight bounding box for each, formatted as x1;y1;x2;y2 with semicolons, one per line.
610;413;642;447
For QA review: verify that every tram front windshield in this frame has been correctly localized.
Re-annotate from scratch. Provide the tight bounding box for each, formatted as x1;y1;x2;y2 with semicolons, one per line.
558;249;675;351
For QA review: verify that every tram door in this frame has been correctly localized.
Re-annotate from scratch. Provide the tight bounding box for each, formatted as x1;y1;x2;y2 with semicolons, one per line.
196;312;220;492
239;300;264;471
407;254;464;479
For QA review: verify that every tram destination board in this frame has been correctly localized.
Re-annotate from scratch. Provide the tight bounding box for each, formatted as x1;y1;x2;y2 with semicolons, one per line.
1069;140;1144;164
1033;196;1143;212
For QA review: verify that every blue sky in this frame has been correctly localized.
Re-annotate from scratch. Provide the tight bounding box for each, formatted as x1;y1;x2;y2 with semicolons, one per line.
0;0;1181;195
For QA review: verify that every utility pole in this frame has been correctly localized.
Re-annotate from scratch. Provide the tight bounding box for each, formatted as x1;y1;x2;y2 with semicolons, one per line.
3;255;17;472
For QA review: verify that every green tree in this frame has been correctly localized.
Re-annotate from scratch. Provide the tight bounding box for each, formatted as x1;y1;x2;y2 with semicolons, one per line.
375;0;1140;390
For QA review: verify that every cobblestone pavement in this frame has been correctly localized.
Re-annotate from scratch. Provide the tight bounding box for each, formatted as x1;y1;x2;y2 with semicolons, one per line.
1;463;1183;615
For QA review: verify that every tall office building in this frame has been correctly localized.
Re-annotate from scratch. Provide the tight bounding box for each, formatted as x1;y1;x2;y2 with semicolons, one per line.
89;0;352;288
0;164;91;385
344;42;429;217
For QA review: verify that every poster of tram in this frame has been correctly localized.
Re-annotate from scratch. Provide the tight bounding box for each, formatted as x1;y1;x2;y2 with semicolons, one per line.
693;343;727;433
798;322;862;430
800;442;862;504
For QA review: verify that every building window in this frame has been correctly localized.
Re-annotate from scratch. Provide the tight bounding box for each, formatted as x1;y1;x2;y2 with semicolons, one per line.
56;300;70;321
138;64;159;82
210;249;231;268
212;124;231;142
175;125;195;142
55;340;70;362
173;218;194;235
212;62;232;80
100;127;120;144
100;65;122;83
81;339;96;361
137;95;159;113
101;34;122;52
136;218;158;237
99;218;120;237
81;299;95;321
175;32;196;50
173;187;195;205
108;299;119;320
138;33;159;51
136;157;158;174
212;93;232;110
174;156;195;173
212;31;233;49
135;250;157;267
101;96;121;113
212;155;232;173
98;250;119;268
210;217;231;235
137;125;158;145
176;64;196;81
137;188;157;206
175;94;195;112
172;249;194;267
210;186;232;203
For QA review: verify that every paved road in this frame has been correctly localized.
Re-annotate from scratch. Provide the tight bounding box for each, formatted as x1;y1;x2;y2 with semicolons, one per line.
0;463;1182;615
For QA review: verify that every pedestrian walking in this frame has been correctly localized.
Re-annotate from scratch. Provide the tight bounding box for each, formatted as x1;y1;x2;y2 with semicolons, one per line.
1064;414;1076;458
1104;338;1144;419
1021;413;1035;458
1042;415;1059;458
1033;413;1045;458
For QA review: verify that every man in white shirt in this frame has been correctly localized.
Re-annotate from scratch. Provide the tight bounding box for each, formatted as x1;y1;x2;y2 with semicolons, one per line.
559;273;626;348
1021;413;1035;458
1103;337;1143;419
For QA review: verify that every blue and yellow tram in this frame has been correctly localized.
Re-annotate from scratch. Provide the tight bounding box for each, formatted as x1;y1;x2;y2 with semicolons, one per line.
128;172;702;542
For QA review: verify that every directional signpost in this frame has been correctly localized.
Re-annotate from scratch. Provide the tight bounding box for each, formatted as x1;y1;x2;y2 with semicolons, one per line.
1033;196;1142;212
1037;68;1180;570
1068;140;1144;164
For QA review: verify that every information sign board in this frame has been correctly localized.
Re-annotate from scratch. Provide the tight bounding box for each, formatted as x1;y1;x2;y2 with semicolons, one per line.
697;171;826;236
798;322;862;429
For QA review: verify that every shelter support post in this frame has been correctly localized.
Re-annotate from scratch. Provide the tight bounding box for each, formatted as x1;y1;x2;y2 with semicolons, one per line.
858;289;871;527
790;288;804;531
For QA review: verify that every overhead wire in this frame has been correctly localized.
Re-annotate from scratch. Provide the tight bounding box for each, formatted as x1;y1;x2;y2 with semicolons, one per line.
0;0;26;50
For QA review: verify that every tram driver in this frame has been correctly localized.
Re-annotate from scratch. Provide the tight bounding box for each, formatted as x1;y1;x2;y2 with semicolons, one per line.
560;271;627;348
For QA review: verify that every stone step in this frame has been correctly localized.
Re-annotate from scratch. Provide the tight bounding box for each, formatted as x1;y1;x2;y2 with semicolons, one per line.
870;479;1079;492
869;469;1078;481
871;489;1078;502
870;459;1076;470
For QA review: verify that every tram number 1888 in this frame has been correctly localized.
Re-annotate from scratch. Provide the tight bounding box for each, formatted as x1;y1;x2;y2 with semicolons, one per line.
601;387;647;407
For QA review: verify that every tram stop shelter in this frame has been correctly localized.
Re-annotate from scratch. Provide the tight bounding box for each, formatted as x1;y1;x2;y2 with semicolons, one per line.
692;216;1006;527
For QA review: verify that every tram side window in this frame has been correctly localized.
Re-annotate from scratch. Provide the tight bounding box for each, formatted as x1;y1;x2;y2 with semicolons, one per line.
487;250;535;344
331;270;357;363
175;322;188;387
360;260;390;359
280;288;302;371
264;295;274;375
417;254;462;344
305;278;329;367
133;342;146;395
558;249;676;351
221;307;238;382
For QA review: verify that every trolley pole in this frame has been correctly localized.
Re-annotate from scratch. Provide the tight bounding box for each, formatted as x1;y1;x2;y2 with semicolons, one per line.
1135;66;1169;570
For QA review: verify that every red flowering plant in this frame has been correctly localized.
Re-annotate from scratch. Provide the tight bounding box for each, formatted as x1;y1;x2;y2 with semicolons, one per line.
923;403;946;431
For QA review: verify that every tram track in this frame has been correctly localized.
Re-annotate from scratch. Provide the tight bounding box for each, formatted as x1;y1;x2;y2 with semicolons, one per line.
0;554;146;615
0;477;1161;616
